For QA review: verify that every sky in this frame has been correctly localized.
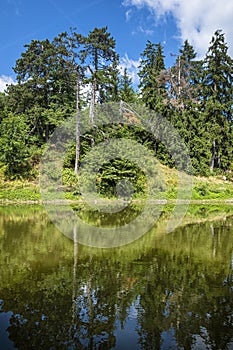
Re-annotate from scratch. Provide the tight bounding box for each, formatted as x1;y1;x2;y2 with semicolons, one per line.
0;0;233;92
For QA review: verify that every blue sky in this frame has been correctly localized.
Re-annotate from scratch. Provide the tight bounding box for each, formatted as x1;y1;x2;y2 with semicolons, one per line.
0;0;233;91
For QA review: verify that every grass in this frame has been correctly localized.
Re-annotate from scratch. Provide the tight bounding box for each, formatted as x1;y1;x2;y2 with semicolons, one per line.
155;164;233;201
0;181;40;201
192;177;233;200
0;164;232;202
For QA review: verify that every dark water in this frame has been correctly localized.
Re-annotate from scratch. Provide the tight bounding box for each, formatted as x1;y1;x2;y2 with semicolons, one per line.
0;204;232;349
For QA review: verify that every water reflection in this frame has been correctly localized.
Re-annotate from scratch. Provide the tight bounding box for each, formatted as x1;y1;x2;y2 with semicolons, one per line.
0;205;232;349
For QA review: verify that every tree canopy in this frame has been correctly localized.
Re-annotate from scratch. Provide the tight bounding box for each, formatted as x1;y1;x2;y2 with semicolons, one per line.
0;27;232;184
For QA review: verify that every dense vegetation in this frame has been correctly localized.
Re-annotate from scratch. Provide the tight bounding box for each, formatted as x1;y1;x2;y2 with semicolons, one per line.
0;27;232;197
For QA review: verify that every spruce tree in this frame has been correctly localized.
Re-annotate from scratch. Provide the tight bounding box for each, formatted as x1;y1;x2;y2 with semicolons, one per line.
202;30;233;172
138;41;166;110
119;68;136;103
101;60;120;103
165;40;199;109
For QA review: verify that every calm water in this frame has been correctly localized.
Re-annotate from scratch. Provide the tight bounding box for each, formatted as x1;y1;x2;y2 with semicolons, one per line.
0;204;233;350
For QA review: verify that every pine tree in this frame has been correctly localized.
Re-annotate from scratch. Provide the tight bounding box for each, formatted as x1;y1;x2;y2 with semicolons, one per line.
138;41;166;110
7;38;76;142
100;60;120;103
81;27;118;145
53;30;85;174
119;68;136;103
202;30;233;172
82;27;118;105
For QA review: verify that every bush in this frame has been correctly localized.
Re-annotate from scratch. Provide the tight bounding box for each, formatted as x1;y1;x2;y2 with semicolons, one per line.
62;168;79;188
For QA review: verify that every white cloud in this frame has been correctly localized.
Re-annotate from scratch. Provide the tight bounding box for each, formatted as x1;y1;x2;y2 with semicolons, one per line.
123;0;233;57
0;75;15;93
125;9;132;21
138;25;154;35
119;54;141;85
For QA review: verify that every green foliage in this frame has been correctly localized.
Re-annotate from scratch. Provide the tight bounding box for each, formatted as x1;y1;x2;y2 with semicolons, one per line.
82;26;119;104
119;68;136;103
62;167;79;198
96;158;147;198
138;41;166;109
201;30;233;172
192;180;233;200
0;114;33;178
0;187;40;201
0;26;233;195
0;178;40;200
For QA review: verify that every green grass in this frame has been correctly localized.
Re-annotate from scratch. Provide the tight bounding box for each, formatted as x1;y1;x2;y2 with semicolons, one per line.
0;166;40;201
192;180;233;200
0;184;40;201
155;164;233;201
0;164;232;202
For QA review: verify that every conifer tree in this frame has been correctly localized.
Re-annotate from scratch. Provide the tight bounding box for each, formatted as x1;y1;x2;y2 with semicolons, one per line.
7;38;76;142
138;41;166;110
202;30;233;171
53;30;85;174
164;40;199;109
101;60;120;103
119;68;136;103
81;27;118;145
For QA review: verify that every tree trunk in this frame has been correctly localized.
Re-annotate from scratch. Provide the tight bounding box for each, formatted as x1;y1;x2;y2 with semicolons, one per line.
178;55;181;98
89;78;96;148
210;139;216;172
74;71;81;175
45;122;49;143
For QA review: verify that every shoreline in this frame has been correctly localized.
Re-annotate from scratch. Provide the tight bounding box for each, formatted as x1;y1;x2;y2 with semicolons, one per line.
0;198;233;205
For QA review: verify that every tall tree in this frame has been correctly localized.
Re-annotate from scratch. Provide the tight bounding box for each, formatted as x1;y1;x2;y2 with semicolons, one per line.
7;38;76;142
82;27;118;146
103;60;120;103
156;40;212;174
138;41;166;110
202;30;233;171
163;40;199;109
53;30;85;174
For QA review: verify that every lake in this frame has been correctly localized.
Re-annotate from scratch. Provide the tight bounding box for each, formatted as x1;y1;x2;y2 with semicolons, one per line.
0;204;232;349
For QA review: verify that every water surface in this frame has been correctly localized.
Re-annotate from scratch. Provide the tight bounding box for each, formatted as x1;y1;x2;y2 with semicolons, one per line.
0;204;232;349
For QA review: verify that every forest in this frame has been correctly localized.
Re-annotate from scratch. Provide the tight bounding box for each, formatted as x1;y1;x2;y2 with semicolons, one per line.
0;27;232;197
